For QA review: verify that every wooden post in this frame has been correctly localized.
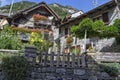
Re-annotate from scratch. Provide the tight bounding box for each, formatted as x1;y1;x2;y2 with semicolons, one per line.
77;54;81;67
81;52;87;68
67;53;70;67
44;52;48;66
39;52;43;66
50;52;54;67
57;52;60;67
62;53;65;67
72;54;75;67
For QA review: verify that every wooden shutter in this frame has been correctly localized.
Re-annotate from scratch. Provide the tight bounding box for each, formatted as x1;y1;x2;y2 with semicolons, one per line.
65;28;68;35
102;12;109;24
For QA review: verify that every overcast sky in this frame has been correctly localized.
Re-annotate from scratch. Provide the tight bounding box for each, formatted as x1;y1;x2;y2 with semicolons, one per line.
0;0;110;12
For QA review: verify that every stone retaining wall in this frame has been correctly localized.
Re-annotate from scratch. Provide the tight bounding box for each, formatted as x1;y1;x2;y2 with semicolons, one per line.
25;64;119;80
24;47;118;80
0;47;120;80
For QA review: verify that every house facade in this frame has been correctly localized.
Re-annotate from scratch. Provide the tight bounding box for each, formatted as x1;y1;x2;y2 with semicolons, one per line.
58;0;120;53
6;2;61;52
3;0;120;53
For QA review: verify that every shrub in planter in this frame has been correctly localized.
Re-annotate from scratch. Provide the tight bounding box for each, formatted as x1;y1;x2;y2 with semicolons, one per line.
2;56;29;80
66;36;73;46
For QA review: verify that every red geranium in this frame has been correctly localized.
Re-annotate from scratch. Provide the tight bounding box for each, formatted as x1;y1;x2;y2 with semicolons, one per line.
33;14;48;21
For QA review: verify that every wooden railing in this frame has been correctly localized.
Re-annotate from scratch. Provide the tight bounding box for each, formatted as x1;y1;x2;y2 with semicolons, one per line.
25;47;87;68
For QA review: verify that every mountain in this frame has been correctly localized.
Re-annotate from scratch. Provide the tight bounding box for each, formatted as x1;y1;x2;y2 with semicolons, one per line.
49;3;78;18
0;1;36;13
0;1;78;18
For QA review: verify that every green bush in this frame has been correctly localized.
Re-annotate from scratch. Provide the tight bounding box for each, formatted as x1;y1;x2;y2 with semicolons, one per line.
2;56;29;80
100;63;120;76
0;35;23;50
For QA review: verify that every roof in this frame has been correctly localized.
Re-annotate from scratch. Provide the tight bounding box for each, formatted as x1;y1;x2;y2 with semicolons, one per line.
62;10;84;23
8;2;60;20
60;0;117;27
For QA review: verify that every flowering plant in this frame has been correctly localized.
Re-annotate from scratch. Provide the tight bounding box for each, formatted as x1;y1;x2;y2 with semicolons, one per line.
30;32;43;44
33;14;48;21
30;32;52;51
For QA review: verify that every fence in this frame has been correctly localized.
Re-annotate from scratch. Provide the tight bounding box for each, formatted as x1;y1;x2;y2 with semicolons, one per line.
25;47;87;68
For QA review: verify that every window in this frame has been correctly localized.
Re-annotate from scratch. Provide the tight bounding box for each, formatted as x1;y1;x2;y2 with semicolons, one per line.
102;12;109;24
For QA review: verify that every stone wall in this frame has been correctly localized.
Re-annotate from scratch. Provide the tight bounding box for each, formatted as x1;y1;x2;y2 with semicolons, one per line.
24;47;117;80
25;66;102;80
0;47;120;80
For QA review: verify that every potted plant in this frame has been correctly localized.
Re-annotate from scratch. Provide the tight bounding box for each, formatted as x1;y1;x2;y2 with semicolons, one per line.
66;36;73;46
66;36;73;53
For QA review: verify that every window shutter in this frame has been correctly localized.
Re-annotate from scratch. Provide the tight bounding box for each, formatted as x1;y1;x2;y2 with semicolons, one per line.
65;28;68;35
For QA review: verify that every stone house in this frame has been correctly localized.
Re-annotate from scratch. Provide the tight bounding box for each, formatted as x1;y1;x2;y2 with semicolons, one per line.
58;0;120;53
3;0;120;53
6;2;61;52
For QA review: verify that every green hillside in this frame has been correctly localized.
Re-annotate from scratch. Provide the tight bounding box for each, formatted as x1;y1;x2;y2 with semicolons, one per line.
0;1;78;18
0;1;36;13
